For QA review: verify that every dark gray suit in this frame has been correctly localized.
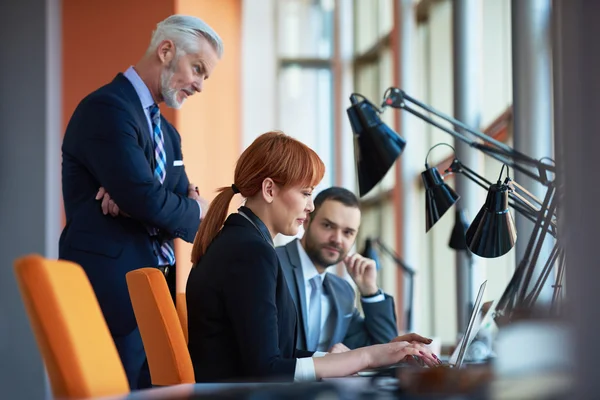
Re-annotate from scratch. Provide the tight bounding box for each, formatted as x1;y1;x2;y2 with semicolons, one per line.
276;239;398;351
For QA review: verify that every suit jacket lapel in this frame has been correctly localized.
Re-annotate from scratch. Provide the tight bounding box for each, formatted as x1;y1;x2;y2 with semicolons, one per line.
285;239;310;347
113;74;155;169
324;276;345;349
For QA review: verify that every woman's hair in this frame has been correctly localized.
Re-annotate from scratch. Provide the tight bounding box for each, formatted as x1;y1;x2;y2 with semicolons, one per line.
191;131;325;263
146;14;224;58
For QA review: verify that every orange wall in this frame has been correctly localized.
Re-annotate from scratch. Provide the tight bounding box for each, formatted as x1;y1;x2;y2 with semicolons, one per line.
62;0;242;292
62;0;177;129
174;0;242;292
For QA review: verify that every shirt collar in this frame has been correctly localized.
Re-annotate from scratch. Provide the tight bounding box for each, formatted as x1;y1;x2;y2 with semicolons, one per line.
238;206;275;247
123;66;155;110
296;240;327;285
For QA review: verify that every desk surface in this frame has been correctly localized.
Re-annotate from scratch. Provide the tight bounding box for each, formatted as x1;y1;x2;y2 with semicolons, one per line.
88;371;570;400
91;378;375;400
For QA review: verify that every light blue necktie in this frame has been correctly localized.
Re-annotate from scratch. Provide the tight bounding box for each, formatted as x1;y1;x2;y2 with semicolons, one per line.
149;105;175;265
307;275;323;351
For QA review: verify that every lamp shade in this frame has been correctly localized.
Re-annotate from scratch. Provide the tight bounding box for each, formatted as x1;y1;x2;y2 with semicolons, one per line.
361;238;381;270
465;182;517;258
422;167;460;232
449;208;470;251
347;99;406;197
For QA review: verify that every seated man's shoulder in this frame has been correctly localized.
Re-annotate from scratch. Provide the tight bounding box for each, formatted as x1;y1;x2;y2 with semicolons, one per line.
326;273;355;296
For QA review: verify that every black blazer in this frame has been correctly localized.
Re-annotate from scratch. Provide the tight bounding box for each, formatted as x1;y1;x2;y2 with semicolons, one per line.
277;239;398;351
187;207;313;383
59;74;200;337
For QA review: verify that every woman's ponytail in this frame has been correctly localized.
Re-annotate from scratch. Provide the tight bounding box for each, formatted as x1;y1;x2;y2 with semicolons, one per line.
190;186;237;264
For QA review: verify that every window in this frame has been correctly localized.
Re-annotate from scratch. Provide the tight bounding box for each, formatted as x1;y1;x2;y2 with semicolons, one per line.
352;0;397;296
278;0;334;58
275;0;336;245
277;0;335;192
277;66;334;190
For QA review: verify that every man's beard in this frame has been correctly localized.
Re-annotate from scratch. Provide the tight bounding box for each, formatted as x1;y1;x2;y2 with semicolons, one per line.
304;235;346;268
160;60;184;109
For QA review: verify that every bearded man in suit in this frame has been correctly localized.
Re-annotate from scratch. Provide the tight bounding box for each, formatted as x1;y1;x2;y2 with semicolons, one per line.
277;187;430;353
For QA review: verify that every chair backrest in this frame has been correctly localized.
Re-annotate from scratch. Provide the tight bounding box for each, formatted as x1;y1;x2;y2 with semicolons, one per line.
14;255;130;399
176;292;189;343
126;268;195;385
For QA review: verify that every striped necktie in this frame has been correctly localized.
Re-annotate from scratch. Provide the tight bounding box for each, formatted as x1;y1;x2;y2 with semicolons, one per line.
150;105;167;184
149;105;175;265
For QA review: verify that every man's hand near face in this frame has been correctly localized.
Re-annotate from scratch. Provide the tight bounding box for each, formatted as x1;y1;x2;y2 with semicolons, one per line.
343;253;379;296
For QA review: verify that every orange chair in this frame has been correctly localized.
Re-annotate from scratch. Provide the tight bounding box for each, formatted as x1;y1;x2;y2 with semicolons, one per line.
126;268;195;385
176;292;189;343
14;255;130;399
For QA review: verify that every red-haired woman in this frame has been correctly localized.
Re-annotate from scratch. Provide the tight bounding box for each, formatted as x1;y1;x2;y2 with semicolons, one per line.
186;131;437;383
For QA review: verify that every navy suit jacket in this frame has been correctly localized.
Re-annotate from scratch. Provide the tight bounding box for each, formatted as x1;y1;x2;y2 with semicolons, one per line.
187;207;313;383
277;239;398;351
59;73;200;337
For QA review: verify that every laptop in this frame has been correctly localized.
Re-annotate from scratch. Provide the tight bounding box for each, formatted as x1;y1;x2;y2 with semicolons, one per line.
358;280;487;375
445;280;487;368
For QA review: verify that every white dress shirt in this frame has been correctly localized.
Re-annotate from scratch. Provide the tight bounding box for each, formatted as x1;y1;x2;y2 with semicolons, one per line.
297;241;334;352
297;241;386;350
293;241;333;381
293;351;326;382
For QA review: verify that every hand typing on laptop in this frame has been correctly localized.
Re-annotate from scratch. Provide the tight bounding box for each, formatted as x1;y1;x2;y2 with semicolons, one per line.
391;333;433;345
391;332;442;366
362;341;440;369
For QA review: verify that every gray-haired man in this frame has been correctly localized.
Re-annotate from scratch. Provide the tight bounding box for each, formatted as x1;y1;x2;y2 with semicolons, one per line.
60;15;223;389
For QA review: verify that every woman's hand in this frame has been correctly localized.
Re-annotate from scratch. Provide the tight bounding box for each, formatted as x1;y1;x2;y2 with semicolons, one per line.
313;341;441;380
360;341;440;369
328;343;351;354
391;332;433;345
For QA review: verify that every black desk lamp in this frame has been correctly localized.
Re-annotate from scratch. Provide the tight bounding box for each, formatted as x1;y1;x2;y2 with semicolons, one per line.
347;94;406;197
465;173;517;258
449;208;471;252
420;143;517;258
346;88;562;322
361;237;382;271
421;143;461;232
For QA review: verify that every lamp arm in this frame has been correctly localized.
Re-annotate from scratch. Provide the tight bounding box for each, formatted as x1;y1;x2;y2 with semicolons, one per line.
509;185;541;212
509;179;551;211
447;160;494;191
495;183;560;319
523;243;562;308
551;249;567;314
382;88;555;185
384;88;513;153
515;185;560;305
508;179;557;233
373;238;415;276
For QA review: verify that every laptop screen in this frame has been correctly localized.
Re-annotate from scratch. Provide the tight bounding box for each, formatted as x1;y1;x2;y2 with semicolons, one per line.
448;280;487;368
